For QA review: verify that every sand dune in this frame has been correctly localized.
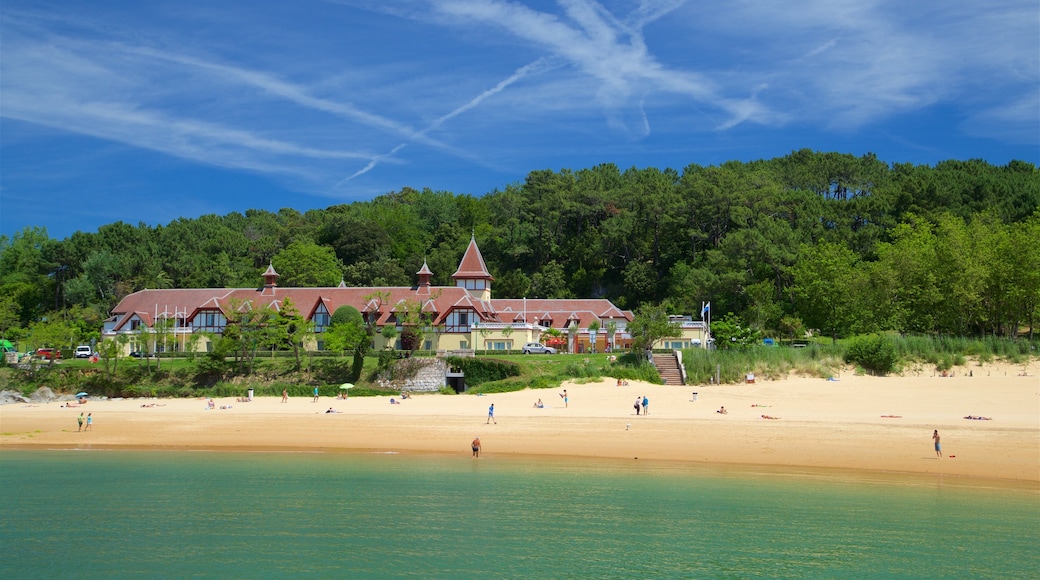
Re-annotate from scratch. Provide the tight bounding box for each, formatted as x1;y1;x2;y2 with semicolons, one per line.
2;360;1038;483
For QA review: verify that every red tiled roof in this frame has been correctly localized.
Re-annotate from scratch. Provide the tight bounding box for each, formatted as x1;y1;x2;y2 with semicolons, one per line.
452;235;493;281
106;239;635;334
492;298;633;328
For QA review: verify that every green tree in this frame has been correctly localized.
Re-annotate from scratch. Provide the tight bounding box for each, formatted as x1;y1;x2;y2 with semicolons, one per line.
0;295;21;340
530;261;572;299
152;315;176;370
845;334;898;375
710;314;761;349
494;268;531;299
272;241;344;287
567;321;579;354
27;318;75;366
273;298;308;370
790;242;859;343
626;303;681;356
604;319;618;351
778;315;805;343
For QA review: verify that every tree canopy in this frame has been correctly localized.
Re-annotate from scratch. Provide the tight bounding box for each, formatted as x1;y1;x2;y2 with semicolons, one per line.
1;151;1037;349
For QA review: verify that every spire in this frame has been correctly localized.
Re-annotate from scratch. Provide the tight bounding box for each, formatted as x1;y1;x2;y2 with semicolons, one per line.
452;235;493;282
262;263;279;285
452;235;493;302
416;259;434;291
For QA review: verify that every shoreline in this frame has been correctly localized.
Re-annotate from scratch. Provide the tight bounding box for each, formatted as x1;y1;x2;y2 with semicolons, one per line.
3;441;1036;489
3;361;1038;485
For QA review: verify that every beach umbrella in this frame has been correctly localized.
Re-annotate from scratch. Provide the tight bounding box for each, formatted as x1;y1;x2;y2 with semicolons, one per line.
76;392;89;398
339;383;354;390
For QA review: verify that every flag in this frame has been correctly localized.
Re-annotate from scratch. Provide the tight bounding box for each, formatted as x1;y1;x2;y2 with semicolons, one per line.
701;302;710;317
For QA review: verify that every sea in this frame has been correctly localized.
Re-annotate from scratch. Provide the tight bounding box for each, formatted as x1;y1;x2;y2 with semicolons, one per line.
1;450;1037;579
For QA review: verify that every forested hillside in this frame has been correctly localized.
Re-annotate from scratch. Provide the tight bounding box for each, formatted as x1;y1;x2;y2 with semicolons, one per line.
2;150;1038;346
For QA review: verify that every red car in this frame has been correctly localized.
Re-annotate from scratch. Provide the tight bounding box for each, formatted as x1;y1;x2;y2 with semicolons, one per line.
36;348;61;360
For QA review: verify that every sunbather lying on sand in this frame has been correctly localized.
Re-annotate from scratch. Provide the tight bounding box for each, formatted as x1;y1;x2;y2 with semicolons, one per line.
963;415;992;420
760;414;780;420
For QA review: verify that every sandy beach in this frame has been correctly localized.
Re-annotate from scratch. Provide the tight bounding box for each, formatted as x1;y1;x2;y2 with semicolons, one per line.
3;360;1038;483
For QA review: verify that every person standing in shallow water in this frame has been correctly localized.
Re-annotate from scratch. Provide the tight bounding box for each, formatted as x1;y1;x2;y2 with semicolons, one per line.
933;430;942;458
472;437;481;458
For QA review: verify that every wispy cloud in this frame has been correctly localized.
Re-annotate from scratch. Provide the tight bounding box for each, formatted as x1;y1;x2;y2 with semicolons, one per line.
0;29;394;184
2;0;1035;240
336;56;562;185
430;0;771;130
691;0;1038;131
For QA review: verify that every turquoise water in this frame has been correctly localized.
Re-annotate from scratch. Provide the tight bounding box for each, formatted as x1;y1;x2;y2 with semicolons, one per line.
1;451;1037;578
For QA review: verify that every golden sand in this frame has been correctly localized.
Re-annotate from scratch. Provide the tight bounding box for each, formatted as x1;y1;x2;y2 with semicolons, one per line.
3;360;1038;483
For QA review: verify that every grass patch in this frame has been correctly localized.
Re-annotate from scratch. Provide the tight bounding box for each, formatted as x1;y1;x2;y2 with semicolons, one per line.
3;335;1036;395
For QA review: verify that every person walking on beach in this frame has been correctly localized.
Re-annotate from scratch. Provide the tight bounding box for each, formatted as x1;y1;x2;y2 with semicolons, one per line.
933;430;942;458
487;403;497;424
560;389;568;408
634;397;641;416
472;437;481;458
642;396;649;416
77;412;84;432
85;412;93;431
313;386;319;403
281;389;288;403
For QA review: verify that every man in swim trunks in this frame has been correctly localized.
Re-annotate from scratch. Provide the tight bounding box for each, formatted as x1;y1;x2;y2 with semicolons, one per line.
933;430;942;458
472;437;481;458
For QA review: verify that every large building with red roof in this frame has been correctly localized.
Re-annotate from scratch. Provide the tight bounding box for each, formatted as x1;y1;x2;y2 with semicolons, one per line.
103;236;708;355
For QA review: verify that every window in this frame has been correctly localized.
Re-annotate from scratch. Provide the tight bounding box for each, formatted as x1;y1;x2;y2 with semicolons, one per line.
313;307;330;332
460;341;469;349
445;309;474;332
194;310;227;333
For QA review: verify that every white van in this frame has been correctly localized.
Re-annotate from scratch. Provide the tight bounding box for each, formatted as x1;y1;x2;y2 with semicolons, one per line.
75;345;93;358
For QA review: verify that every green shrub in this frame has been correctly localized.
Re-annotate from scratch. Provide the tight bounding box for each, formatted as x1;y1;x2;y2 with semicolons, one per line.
442;357;520;386
845;334;898;375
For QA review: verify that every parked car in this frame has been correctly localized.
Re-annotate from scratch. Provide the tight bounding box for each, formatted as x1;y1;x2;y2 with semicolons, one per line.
75;345;94;358
129;350;145;358
522;342;557;355
36;348;61;360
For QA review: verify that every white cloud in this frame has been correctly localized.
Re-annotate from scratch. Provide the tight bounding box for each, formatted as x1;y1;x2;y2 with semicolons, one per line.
431;0;771;130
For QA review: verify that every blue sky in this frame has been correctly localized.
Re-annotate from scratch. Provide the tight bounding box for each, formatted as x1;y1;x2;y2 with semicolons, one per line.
2;0;1037;240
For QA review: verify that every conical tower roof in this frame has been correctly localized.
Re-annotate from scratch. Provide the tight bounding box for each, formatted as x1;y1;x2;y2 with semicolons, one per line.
452;234;493;281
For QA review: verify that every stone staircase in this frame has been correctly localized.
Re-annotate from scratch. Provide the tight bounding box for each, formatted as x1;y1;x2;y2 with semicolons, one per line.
653;353;684;385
